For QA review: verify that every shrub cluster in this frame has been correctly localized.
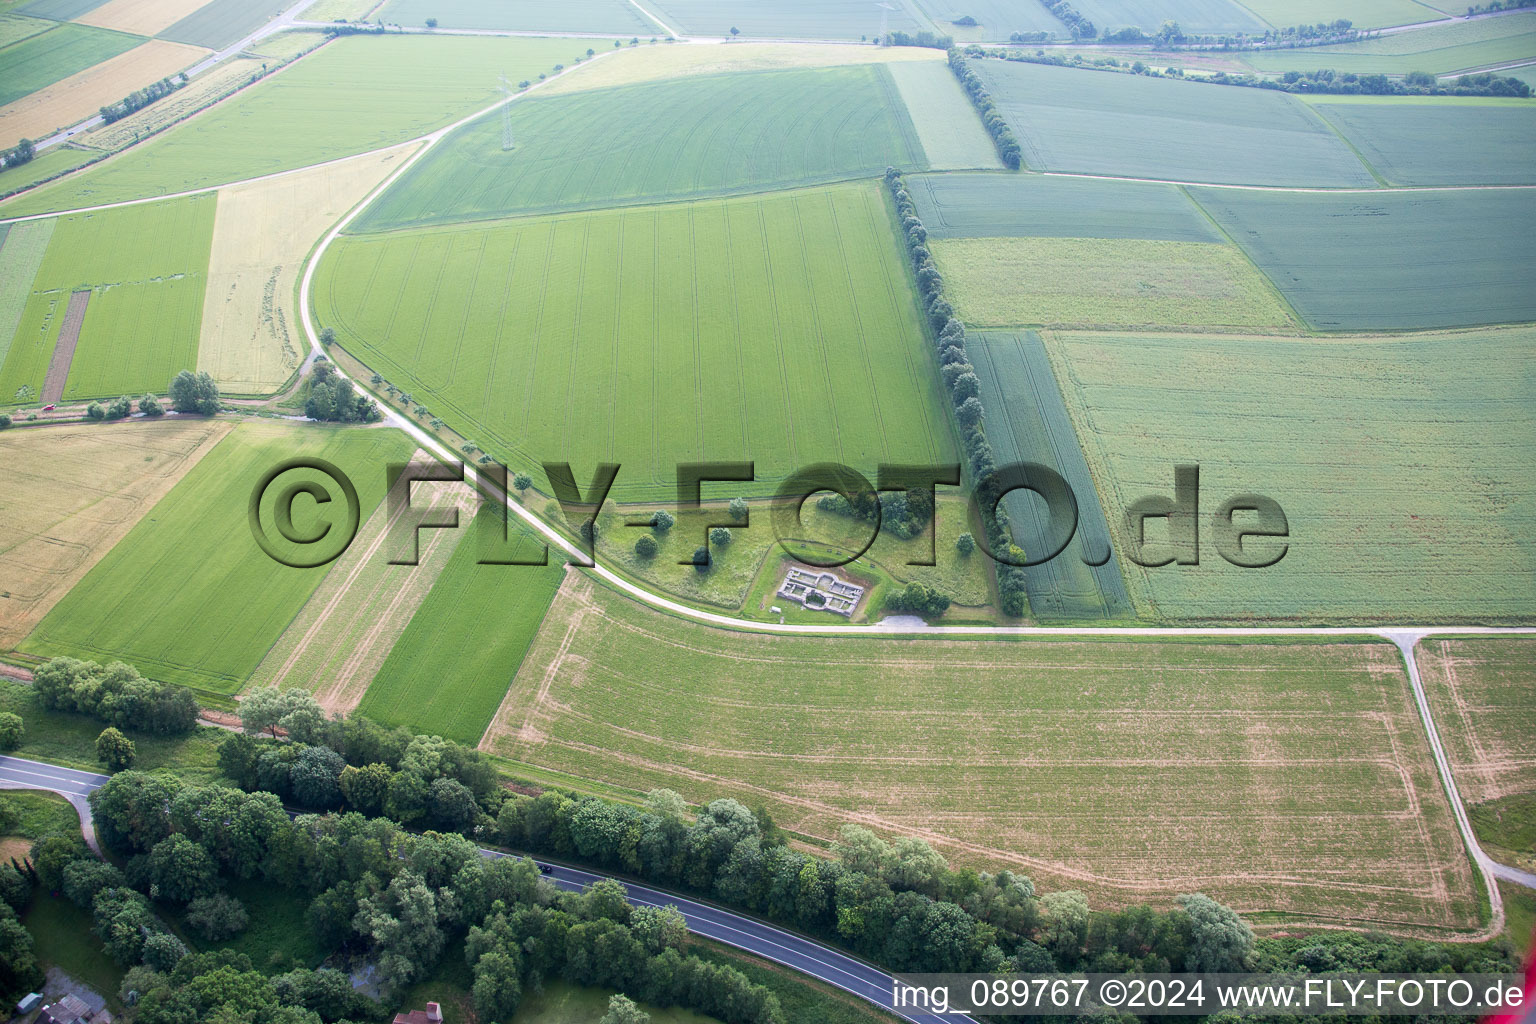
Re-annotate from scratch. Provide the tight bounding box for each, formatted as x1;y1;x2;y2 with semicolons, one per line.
306;361;382;423
883;580;951;617
885;168;1029;616
33;656;199;735
99;75;186;124
947;49;1023;169
886;29;954;48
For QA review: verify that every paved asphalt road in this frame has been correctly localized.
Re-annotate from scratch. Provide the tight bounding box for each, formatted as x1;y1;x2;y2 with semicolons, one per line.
0;754;967;1023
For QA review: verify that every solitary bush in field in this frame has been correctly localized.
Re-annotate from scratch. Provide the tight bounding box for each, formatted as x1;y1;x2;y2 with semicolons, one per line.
729;497;748;522
692;546;710;572
635;535;658;559
956;532;976;556
710;527;731;547
513;473;533;492
0;712;21;750
652;509;675;533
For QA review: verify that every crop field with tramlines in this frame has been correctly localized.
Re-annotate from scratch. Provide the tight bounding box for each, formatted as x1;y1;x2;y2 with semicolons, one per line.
378;0;657;34
1189;187;1536;329
1418;637;1536;806
353;65;925;230
1243;10;1536;75
0;34;575;217
21;422;416;694
1311;101;1536;185
484;575;1480;934
0;22;141;109
0;195;214;404
970;57;1375;186
317;181;956;502
1043;328;1536;623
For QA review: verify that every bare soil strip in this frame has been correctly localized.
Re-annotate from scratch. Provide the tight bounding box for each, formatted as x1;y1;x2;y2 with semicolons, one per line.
40;289;90;404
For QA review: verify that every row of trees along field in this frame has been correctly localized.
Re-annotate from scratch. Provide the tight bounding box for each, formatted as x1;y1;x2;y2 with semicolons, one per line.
885;167;1030;617
947;51;1024;168
968;44;1533;97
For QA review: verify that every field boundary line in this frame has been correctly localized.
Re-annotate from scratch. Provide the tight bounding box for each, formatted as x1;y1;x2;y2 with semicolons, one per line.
627;0;680;39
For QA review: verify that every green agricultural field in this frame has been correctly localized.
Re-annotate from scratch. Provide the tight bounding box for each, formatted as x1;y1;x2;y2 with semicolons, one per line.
1072;0;1267;34
0;195;215;404
0;34;576;217
1313;102;1536;185
909;171;1221;241
0;11;52;47
1188;187;1536;329
0;22;142;107
931;236;1295;330
0;143;96;200
1043;328;1536;623
354;66;925;230
970;58;1375;186
639;0;924;39
484;575;1479;932
1417;637;1536;810
317;182;957;503
911;0;1065;41
14;0;110;20
156;0;290;49
0;216;51;370
1236;0;1450;29
886;61;1001;170
1244;11;1536;74
357;511;564;745
966;331;1133;620
21;421;418;694
378;0;655;34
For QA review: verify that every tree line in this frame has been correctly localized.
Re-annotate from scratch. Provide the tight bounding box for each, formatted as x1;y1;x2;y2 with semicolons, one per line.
886;168;1030;617
1038;0;1096;39
62;769;782;1023
33;657;199;735
947;50;1024;170
100;74;187;125
967;44;1532;98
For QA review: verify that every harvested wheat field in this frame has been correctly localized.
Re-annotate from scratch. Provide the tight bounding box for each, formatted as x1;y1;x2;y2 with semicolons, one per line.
198;143;414;393
483;574;1481;934
0;418;232;649
77;0;215;36
246;465;475;715
538;39;941;97
1417;637;1536;806
0;38;208;149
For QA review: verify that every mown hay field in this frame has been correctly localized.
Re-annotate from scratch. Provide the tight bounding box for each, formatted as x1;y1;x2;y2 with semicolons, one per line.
1189;187;1536;330
1072;0;1267;34
971;58;1374;187
354;66;925;231
21;421;418;694
1313;102;1536;186
0;418;231;649
1417;637;1536;806
537;39;942;97
909;172;1220;241
155;0;290;49
639;0;924;39
198;144;412;395
1245;11;1536;75
378;0;655;34
966;331;1134;621
0;21;142;109
1043;328;1536;623
932;236;1295;330
1236;0;1453;29
0;13;52;48
0;37;206;155
484;574;1479;933
302;0;383;21
248;470;472;716
886;60;1002;171
358;511;565;745
317;182;957;503
77;0;212;36
0;35;575;217
0;195;216;404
